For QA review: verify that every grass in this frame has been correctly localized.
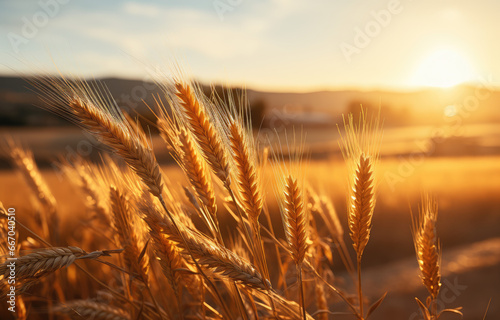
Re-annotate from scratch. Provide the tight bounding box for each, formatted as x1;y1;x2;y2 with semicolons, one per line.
0;75;497;319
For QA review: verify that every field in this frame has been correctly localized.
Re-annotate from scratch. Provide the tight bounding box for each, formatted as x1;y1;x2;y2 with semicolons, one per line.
3;0;500;318
1;111;499;319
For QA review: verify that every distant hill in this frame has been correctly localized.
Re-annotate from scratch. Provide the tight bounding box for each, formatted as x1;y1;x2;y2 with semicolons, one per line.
1;75;499;127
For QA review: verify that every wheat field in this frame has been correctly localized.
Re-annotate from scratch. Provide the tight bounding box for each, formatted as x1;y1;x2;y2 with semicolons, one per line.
0;73;498;320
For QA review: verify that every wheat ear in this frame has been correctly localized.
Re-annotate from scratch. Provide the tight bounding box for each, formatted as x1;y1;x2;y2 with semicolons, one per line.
61;158;109;223
140;198;185;293
8;142;59;243
0;247;115;294
160;214;269;290
32;77;164;199
178;129;218;224
109;187;149;283
282;175;308;320
52;300;131;320
8;144;57;213
228;121;263;221
228;120;272;284
69;98;164;197
349;153;375;260
339;109;382;318
413;195;441;300
174;82;230;185
282;175;308;265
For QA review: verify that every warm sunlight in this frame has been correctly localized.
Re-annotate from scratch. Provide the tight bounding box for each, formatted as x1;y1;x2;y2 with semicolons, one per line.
410;48;475;88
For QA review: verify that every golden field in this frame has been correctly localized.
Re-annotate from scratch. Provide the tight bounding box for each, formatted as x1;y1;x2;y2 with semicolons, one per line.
1;121;499;319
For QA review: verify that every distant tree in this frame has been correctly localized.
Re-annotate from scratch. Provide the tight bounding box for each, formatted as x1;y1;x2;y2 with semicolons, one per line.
249;99;266;129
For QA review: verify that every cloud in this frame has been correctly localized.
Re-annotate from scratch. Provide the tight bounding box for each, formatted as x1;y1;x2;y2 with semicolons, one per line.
53;5;269;60
122;2;160;17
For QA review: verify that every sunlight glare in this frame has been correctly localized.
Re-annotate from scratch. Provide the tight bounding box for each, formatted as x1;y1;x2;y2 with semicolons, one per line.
410;48;475;88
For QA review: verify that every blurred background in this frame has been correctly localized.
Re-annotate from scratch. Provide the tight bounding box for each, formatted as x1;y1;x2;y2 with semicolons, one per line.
0;0;499;319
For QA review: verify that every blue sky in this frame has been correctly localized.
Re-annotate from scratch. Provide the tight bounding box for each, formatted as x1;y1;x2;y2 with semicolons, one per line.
1;0;499;91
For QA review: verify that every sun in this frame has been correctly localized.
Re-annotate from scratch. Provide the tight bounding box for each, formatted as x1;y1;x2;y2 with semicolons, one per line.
410;48;475;88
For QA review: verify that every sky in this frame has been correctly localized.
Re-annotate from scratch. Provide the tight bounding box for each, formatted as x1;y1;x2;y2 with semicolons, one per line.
1;0;499;92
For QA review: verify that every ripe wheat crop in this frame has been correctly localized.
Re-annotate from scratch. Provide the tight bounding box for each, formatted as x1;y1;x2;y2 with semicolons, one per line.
0;70;466;320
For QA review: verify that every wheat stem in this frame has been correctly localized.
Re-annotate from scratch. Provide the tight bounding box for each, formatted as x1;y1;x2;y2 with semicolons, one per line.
298;265;307;320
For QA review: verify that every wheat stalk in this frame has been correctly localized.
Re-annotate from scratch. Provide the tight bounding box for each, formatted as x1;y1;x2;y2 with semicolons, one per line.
282;175;309;320
339;110;382;319
52;300;131;320
227;119;273;288
315;280;328;320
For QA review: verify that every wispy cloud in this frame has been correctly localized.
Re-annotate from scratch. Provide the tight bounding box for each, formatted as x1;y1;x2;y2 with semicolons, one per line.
123;2;160;17
1;0;499;90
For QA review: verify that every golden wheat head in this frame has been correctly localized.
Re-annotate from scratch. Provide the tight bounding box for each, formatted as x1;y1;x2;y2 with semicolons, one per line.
413;195;441;300
173;81;231;185
339;110;382;260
